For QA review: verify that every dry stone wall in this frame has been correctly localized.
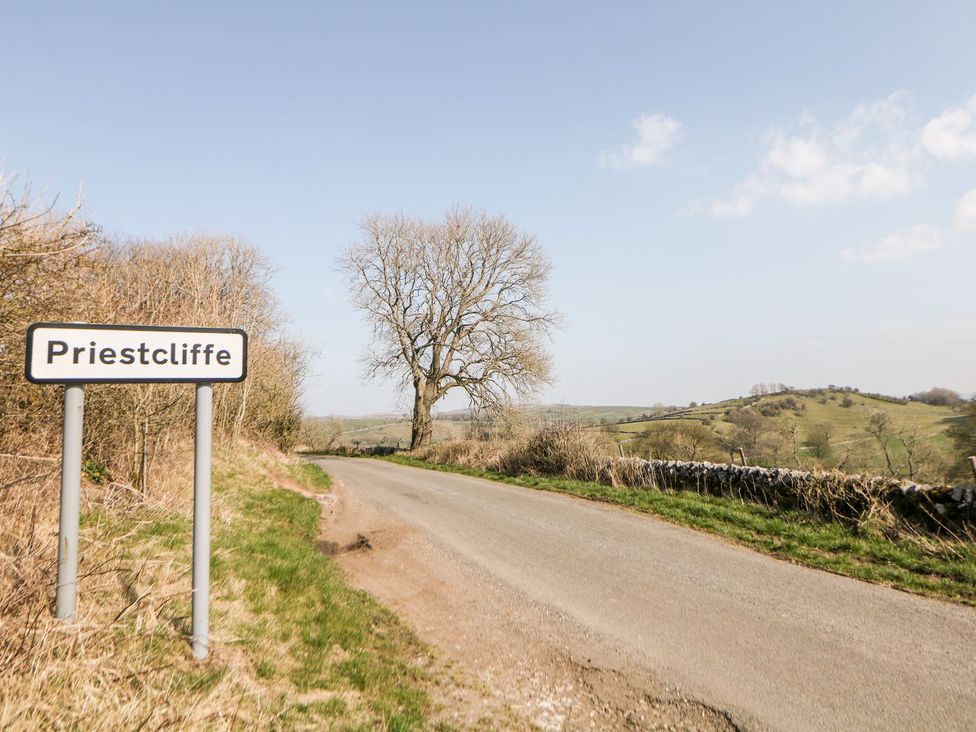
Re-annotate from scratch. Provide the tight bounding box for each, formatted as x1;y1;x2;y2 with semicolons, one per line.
611;458;975;527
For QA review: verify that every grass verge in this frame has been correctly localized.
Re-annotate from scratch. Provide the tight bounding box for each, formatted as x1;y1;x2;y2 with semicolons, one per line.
214;457;433;728
1;447;444;730
382;454;976;606
287;458;333;492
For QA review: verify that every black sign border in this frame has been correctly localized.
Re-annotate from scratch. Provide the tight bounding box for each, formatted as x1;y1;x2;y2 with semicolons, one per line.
25;322;249;385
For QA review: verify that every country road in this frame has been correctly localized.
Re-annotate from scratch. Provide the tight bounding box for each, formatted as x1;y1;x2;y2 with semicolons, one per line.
312;457;976;731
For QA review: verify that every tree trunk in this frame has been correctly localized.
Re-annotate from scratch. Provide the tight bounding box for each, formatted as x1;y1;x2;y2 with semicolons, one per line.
410;382;435;450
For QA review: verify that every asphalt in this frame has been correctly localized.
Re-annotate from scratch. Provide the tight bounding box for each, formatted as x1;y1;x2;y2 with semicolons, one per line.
316;457;976;731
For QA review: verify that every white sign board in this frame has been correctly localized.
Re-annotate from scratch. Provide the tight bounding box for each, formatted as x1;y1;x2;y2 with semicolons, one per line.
26;323;247;384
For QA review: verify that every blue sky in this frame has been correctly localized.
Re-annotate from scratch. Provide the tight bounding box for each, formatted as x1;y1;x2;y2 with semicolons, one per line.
3;2;975;414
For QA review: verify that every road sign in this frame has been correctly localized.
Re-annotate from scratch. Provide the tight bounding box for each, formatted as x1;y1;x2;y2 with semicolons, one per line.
26;323;247;384
26;322;246;660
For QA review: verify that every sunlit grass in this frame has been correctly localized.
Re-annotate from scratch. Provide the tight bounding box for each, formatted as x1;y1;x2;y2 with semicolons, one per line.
215;468;433;727
288;459;333;492
44;453;438;730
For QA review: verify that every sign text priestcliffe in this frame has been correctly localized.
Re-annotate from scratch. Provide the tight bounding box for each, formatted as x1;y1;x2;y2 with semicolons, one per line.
26;323;247;384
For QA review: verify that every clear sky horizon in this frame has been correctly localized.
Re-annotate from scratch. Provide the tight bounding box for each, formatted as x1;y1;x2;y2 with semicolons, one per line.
3;2;975;415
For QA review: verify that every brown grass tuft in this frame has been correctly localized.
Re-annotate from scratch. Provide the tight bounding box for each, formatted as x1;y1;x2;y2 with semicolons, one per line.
2;444;300;729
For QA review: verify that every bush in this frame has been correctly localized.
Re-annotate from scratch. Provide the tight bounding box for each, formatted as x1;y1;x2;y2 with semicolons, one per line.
2;216;307;477
912;387;964;407
82;460;112;485
635;422;716;461
501;425;611;481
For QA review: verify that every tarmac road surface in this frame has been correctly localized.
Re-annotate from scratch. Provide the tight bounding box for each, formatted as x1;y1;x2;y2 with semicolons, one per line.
315;457;976;731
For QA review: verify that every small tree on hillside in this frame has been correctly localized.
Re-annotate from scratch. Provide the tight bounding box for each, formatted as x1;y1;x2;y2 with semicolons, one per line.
865;411;897;476
638;422;714;461
806;422;834;464
340;208;559;449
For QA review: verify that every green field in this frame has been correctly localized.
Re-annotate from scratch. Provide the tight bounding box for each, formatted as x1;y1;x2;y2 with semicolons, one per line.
611;392;956;439
316;393;960;448
306;415;472;448
307;405;659;449
604;390;966;480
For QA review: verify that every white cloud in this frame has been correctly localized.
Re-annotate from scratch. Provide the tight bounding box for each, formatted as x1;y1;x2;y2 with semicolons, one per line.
921;95;976;160
600;113;681;169
708;92;922;217
706;176;766;217
766;136;827;178
841;225;941;263
956;188;976;232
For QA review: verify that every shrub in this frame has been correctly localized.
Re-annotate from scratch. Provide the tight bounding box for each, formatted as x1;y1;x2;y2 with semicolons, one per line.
912;387;964;407
635;422;716;461
500;425;611;482
82;460;112;485
1;203;307;473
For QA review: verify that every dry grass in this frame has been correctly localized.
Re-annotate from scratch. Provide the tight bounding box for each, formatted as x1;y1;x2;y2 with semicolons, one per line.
413;425;614;483
0;444;433;729
1;447;259;729
0;169;437;729
415;426;643;488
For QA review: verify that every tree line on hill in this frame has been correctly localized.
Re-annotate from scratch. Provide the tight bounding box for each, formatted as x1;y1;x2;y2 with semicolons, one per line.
750;383;966;407
0;179;305;492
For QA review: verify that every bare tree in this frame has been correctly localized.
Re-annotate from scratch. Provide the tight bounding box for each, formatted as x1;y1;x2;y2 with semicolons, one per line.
865;411;897;476
1;172;307;485
785;420;802;468
301;416;345;452
340;208;559;449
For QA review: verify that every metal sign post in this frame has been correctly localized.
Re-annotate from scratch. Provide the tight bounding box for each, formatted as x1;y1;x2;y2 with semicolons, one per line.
55;384;85;621
26;323;247;659
191;383;213;659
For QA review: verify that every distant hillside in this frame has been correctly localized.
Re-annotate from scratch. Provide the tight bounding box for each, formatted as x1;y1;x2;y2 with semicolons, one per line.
307;388;968;481
608;390;957;440
435;404;658;425
314;405;660;447
605;388;965;481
